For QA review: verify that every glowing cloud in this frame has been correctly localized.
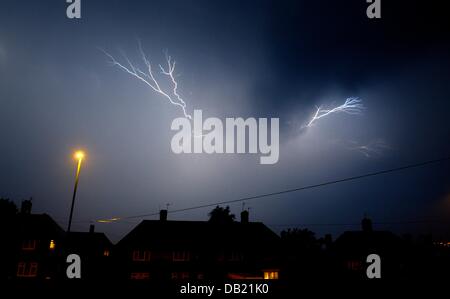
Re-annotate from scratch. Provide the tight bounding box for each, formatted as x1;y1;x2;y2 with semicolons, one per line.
349;139;391;158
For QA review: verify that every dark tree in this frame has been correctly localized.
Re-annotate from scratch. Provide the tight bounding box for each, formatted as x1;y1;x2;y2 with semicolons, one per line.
0;198;17;280
208;206;235;224
0;198;17;219
281;228;319;250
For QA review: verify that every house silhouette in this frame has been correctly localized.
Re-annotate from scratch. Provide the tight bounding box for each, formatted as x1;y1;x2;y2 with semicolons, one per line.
4;200;114;281
12;200;65;280
65;225;113;280
333;217;404;279
114;209;281;281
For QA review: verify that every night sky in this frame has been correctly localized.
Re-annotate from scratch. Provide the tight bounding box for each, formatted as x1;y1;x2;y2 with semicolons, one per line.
1;0;449;242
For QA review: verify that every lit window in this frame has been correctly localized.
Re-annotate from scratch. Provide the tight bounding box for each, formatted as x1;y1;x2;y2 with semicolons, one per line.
17;262;25;277
263;271;279;280
103;249;110;257
17;262;38;277
49;240;55;250
22;240;37;251
132;250;151;261
130;272;150;280
172;251;190;262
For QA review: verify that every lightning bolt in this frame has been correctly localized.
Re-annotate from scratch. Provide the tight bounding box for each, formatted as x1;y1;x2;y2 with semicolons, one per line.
305;97;364;128
100;42;192;119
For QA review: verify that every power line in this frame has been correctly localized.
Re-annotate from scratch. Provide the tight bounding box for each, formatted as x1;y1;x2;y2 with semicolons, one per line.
97;155;450;223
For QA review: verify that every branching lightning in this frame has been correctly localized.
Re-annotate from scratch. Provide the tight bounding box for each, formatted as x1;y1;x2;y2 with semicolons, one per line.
305;97;364;128
100;43;191;119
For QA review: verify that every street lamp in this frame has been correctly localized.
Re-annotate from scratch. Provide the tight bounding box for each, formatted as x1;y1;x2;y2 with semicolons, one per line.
67;150;85;233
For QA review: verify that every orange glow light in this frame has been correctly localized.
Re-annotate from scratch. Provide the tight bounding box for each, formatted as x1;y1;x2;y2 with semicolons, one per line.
74;151;85;160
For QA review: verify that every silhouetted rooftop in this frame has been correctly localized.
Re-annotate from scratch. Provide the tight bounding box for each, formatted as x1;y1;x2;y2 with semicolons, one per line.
117;220;280;249
15;213;65;238
66;231;112;249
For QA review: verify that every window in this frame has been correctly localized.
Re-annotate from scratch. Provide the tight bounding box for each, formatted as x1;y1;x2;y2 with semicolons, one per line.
22;240;37;251
130;272;150;280
263;271;279;280
17;262;25;276
17;262;38;277
171;272;189;280
132;250;151;261
49;240;56;250
172;251;190;262
228;251;243;261
103;249;110;257
347;260;362;271
29;263;38;276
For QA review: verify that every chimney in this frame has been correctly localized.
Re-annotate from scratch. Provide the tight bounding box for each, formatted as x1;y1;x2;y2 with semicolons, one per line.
240;210;249;223
160;209;168;221
361;217;373;232
324;234;333;250
89;224;95;233
20;198;32;214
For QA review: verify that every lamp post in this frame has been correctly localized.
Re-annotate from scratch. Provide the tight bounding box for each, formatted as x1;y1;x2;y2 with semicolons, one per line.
67;150;85;233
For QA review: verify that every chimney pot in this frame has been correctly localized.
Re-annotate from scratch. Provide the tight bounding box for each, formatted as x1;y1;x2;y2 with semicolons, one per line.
160;209;168;221
20;198;32;214
362;217;373;232
240;210;249;223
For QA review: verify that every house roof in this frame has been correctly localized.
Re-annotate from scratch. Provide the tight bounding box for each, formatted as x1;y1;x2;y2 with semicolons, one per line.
66;232;112;249
117;220;280;249
334;230;402;255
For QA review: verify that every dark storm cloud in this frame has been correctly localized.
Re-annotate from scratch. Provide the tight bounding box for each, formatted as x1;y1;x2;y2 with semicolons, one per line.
250;0;450;114
1;0;449;241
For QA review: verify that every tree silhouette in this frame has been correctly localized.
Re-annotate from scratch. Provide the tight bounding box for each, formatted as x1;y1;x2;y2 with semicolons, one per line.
0;198;17;280
281;228;319;251
0;198;17;219
208;206;235;224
